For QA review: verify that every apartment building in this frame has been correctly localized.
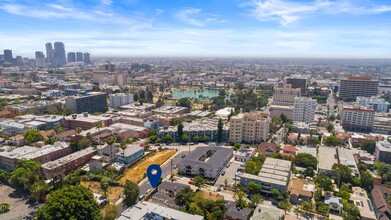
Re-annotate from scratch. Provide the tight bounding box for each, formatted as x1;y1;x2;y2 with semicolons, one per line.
240;158;292;194
65;92;108;113
229;112;269;144
286;77;308;94
109;93;134;108
0;142;70;171
341;106;375;132
178;147;233;179
339;76;378;101
356;96;390;113
158;118;229;142
293;97;316;124
273;84;301;106
41;147;98;179
318;146;338;176
374;141;391;163
62;113;113;130
115;145;144;165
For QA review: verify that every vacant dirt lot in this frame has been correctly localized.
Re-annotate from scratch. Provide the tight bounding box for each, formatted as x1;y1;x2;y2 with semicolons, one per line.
80;150;176;203
119;150;176;185
80;181;124;203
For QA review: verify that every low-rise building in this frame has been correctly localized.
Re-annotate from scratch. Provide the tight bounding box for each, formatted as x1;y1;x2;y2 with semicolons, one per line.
324;195;343;214
178;147;232;179
349;187;376;220
225;201;252;220
240;158;292;194
108;123;148;139
41;146;98;179
158;119;229;142
234;148;256;163
117;201;204;220
0;142;71;171
115;145;144;165
318;146;338;175
54;129;76;142
374;141;391;163
282;145;298;157
109;93;134;108
338;147;359;178
251;204;284;220
289;178;315;205
269;105;294;120
153;105;189;116
371;184;391;220
62;113;113;130
258;142;278;156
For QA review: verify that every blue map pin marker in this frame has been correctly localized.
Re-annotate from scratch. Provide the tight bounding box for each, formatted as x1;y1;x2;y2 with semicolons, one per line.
147;164;162;188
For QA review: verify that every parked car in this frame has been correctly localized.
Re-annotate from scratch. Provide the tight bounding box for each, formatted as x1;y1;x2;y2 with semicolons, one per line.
221;171;226;176
139;194;145;200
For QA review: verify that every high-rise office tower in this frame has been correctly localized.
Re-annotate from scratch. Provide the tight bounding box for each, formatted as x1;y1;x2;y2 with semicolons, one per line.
83;52;91;64
76;52;83;62
339;76;378;101
286;77;308;95
67;52;76;62
35;51;46;68
54;42;66;67
45;43;55;65
3;49;13;63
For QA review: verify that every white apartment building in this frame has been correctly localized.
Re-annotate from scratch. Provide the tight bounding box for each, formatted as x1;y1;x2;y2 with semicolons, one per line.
293;97;316;124
356;96;390;113
229;112;270;144
341;106;375;132
109;93;134;108
273;84;301;106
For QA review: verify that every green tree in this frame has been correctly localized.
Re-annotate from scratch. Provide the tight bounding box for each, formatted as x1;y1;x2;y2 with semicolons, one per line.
247;181;261;195
234;143;241;150
35;186;100;220
44;137;57;145
278;200;292;213
280;113;288;123
29;180;49;201
234;190;248;209
100;178;110;197
123;180;140;206
324;135;340;146
361;170;374;190
361;140;376;154
336;190;351;203
54;124;65;133
316;202;330;215
342;203;360;220
316;175;333;191
177;98;192;108
193;175;206;190
75;127;83;137
272;189;280;200
182;134;189;142
332;163;353;185
78;138;92;150
301;201;314;211
326;123;334;132
193;135;200;143
101;203;118;220
175;186;195;208
203;135;210;142
217;118;223;142
0;203;10;213
177;123;184;142
294;153;318;169
163;134;173;143
147;129;157;137
251;194;264;207
24;129;43;144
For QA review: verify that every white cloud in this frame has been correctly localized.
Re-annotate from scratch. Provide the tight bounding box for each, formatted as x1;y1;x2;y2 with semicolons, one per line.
175;8;217;27
101;0;113;5
245;0;391;25
0;2;148;26
155;9;164;16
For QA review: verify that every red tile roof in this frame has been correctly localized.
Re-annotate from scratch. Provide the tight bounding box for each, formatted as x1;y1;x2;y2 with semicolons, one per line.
259;142;277;152
283;145;298;152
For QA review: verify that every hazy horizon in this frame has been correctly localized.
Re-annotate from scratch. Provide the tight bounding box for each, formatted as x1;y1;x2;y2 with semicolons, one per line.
1;0;391;58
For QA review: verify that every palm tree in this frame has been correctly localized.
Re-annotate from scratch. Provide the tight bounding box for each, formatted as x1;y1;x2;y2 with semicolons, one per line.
75;127;82;141
106;136;116;161
120;142;127;162
96;123;103;144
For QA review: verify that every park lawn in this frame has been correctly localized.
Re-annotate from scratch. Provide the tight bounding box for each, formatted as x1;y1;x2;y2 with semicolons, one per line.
118;150;176;185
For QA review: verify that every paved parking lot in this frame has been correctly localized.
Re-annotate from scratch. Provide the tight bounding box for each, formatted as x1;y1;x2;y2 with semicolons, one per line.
0;185;37;220
214;160;243;187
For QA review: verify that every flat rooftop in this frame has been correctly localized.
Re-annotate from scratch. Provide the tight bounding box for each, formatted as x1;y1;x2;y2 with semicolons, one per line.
41;147;98;170
19;142;69;160
179;147;232;170
318;146;338;171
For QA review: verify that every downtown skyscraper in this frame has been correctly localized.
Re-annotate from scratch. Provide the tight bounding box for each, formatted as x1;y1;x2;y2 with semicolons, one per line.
54;42;66;67
45;43;54;66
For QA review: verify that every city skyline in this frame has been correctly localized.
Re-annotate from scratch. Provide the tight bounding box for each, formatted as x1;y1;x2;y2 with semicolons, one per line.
1;0;391;58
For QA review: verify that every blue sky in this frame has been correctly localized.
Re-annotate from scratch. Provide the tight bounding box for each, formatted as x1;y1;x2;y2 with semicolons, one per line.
1;0;391;58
